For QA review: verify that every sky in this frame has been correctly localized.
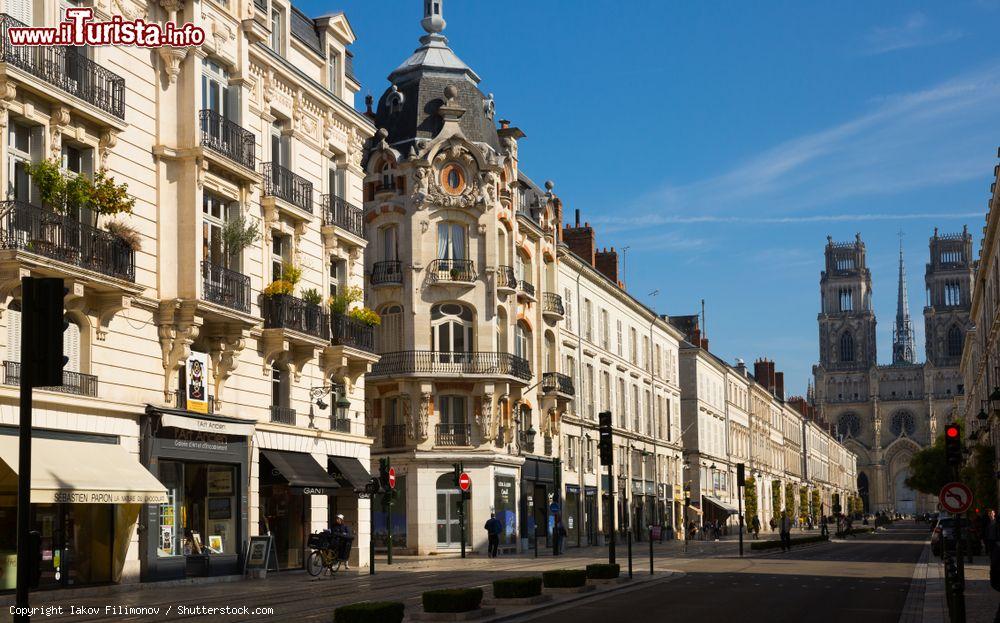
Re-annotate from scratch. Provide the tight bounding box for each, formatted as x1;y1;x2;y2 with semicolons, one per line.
302;0;1000;396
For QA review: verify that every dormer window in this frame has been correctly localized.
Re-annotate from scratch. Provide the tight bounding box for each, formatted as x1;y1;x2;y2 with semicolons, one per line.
270;7;284;54
328;51;338;93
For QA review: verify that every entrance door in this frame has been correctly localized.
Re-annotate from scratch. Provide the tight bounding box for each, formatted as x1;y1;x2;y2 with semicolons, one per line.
435;473;467;548
893;470;916;516
31;503;112;588
533;484;548;547
584;492;597;545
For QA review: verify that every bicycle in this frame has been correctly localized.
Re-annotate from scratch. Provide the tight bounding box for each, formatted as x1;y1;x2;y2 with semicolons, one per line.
306;531;352;577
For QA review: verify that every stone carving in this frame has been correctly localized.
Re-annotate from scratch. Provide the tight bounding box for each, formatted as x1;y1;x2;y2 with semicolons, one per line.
98;130;118;171
155;299;201;401
417;392;431;441
477;392;494;440
48;107;70;160
483;93;495;121
158;47;189;85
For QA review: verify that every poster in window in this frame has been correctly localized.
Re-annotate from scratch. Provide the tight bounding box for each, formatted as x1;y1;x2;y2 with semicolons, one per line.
207;496;232;520
186;351;209;414
207;467;233;495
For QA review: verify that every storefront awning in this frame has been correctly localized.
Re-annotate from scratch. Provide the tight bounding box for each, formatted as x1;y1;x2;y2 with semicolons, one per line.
260;450;339;495
703;495;739;516
0;435;167;504
328;456;371;491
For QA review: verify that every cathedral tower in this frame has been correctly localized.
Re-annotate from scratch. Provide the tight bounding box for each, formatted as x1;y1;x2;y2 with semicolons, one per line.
924;227;974;367
892;237;916;365
818;234;877;371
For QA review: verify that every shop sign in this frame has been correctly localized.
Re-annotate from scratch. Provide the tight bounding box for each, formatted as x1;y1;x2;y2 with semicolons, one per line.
299;487;328;495
161;413;254;437
49;490;168;504
171;427;228;452
186;351;210;415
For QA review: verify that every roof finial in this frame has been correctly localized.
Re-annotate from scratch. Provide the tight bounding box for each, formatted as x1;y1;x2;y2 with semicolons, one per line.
421;0;446;34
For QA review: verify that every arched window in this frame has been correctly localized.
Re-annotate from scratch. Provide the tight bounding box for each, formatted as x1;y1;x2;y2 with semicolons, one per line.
947;324;963;358
496;307;508;354
380;161;392;188
514;321;531;361
377;304;403;353
838;413;861;438
890;411;916;437
431;303;473;363
840;331;855;362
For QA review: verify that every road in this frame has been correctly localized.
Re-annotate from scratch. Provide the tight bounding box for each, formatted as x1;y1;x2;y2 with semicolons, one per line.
526;523;929;623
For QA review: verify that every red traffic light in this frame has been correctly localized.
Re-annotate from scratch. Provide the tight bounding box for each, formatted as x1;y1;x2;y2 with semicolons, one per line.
946;425;960;438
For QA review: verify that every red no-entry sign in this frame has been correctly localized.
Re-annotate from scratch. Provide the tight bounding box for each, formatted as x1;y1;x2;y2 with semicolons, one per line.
939;482;973;514
388;467;396;489
459;472;471;492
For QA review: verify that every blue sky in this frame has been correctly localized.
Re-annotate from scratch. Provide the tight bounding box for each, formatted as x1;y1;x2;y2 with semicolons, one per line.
307;0;1000;396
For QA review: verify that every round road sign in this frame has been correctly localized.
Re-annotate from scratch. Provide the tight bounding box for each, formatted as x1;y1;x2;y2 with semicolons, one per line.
388;467;396;489
459;472;471;492
939;482;973;514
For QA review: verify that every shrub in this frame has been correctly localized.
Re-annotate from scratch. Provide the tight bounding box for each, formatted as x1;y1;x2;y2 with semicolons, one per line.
221;213;261;256
333;601;404;623
348;307;381;327
329;285;363;314
281;264;303;287
492;577;542;599
302;288;323;305
263;279;294;296
585;564;620;580
90;169;135;215
105;220;142;251
421;588;483;613
542;569;587;588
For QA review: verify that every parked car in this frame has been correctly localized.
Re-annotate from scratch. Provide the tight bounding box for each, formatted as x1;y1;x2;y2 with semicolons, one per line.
931;515;980;557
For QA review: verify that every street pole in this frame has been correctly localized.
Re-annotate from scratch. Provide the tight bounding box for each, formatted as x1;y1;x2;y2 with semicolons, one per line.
15;278;38;623
952;465;966;623
608;462;616;565
460;461;466;560
738;483;745;558
369;480;376;576
684;496;690;554
649;525;654;575
386;493;393;565
625;477;632;578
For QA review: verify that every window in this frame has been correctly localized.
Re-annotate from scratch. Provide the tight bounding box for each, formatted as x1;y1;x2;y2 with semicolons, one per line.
515;251;529;284
9;0;33;26
61;142;94;224
600;309;609;349
201;59;234;120
642;336;649;368
944;281;962;307
947;324;963;358
378;304;403;353
327;51;339;93
328;159;345;199
631;385;640;432
269;7;284;53
328;256;345;297
585;363;595;419
64;319;81;373
563;287;573;329
437;395;467;429
441;164;465;195
616;320;623;356
270;120;289;167
839;288;853;312
617;378;626;428
840;331;854;362
271;233;289;282
582;299;592;341
203;192;237;269
431;303;473;361
629;328;637;364
514;321;530;361
270;364;289;408
379;225;399;262
7;121;39;202
567;436;576;471
437;223;466;260
600;371;610;411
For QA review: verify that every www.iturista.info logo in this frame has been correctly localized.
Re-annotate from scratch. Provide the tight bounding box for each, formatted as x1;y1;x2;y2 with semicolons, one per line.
7;7;205;47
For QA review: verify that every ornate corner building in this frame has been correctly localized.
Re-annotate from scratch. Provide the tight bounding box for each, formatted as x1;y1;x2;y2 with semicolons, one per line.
813;230;972;514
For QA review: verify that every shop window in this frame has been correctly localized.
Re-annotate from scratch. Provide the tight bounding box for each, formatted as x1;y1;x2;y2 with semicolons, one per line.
157;461;238;559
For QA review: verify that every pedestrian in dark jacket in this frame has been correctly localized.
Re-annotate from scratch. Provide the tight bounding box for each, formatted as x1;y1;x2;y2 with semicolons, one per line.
553;514;567;555
779;512;793;551
484;513;503;558
751;516;761;540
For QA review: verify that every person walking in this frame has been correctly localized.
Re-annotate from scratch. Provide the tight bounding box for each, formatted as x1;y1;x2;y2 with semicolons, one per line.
769;516;777;533
553;514;567;555
751;515;761;540
820;515;829;538
981;509;997;559
484;513;502;558
780;511;793;552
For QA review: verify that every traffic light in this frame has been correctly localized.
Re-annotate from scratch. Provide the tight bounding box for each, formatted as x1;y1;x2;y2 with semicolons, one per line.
598;411;613;466
21;277;67;388
736;463;745;488
379;458;390;490
945;423;962;466
452;462;462;487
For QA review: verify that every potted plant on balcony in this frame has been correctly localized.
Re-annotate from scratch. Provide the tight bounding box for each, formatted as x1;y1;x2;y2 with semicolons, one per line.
328;285;363;316
348;307;381;327
25;159;68;253
220;212;261;261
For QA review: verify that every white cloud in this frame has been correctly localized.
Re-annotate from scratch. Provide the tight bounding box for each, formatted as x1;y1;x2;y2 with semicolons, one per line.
862;12;963;56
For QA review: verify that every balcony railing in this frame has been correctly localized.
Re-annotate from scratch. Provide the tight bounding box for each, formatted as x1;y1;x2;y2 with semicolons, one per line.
542;292;565;316
173;389;215;414
201;261;251;314
375;179;396;193
0;14;125;119
496;265;516;290
518;280;535;298
261;294;330;340
262;162;313;213
435;423;470;447
330;313;375;352
382;424;407;448
0;200;136;281
372;260;403;285
331;418;352;433
370;351;531;381
4;360;97;397
322;194;364;237
199;110;255;170
541;371;575;396
428;259;476;283
270;405;296;425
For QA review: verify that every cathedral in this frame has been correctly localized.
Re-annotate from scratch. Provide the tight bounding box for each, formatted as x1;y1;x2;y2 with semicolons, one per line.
813;229;973;514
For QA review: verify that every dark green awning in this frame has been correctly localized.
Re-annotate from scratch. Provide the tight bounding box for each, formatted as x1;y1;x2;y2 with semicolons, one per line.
261;450;339;495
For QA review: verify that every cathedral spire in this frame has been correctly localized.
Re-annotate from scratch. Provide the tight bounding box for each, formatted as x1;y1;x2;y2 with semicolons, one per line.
892;232;916;364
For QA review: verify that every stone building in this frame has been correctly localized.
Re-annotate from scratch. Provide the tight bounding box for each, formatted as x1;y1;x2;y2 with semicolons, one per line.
0;0;377;588
813;231;972;514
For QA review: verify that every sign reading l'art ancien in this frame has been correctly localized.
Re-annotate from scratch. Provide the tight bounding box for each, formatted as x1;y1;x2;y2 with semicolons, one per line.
186;351;209;414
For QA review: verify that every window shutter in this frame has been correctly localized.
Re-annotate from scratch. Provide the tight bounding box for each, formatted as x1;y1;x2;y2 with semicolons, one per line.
9;0;33;26
64;320;80;373
6;309;21;363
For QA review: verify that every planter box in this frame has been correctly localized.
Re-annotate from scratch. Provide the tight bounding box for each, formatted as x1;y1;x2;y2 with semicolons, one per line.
544;585;596;595
483;595;551;607
412;608;496;622
587;577;630;586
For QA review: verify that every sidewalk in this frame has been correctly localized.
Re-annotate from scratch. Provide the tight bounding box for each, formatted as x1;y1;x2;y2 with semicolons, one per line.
919;550;1000;623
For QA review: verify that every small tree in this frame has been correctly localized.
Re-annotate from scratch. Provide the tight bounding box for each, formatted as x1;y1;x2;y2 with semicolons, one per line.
907;422;962;496
744;476;758;524
810;489;821;519
771;480;782;523
785;483;796;520
221;212;261;260
799;487;809;522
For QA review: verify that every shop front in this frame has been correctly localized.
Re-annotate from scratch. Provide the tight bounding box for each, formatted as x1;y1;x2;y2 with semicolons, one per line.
326;455;370;564
564;485;580;546
520;458;554;551
492;472;517;553
259;450;340;570
141;407;252;582
0;428;167;590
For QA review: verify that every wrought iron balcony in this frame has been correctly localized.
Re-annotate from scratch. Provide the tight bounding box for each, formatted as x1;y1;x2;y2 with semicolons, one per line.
542;292;565;317
172;389;215;414
330;313;375;352
4;360;97;397
262;162;313;213
199;110;255;170
518;279;535;298
330;418;352;433
496;265;516;291
541;371;575;396
428;259;476;284
369;351;531;381
322;194;364;237
201;261;250;314
372;260;403;285
0;14;125;119
261;294;330;340
270;405;296;425
435;423;470;447
382;424;407;448
0;200;136;281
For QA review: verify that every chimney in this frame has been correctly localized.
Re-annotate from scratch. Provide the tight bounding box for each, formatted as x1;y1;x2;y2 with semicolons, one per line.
753;359;776;393
595;247;620;285
775;372;785;400
563;216;596;266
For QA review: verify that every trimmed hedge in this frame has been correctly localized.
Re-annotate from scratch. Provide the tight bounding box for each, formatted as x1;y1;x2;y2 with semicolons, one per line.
493;576;543;598
333;601;405;623
542;569;588;588
835;527;874;537
422;588;484;613
749;535;829;551
586;564;620;580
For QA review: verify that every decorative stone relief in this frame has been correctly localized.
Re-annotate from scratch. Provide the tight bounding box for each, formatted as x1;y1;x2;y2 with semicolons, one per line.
206;330;247;407
48;107;70;160
155;299;201;401
98;130;118;171
0;78;16;129
416;392;431;441
477;392;494;440
158;47;189;85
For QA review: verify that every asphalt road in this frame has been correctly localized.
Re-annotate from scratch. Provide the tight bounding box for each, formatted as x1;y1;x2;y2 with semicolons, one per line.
527;523;929;623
